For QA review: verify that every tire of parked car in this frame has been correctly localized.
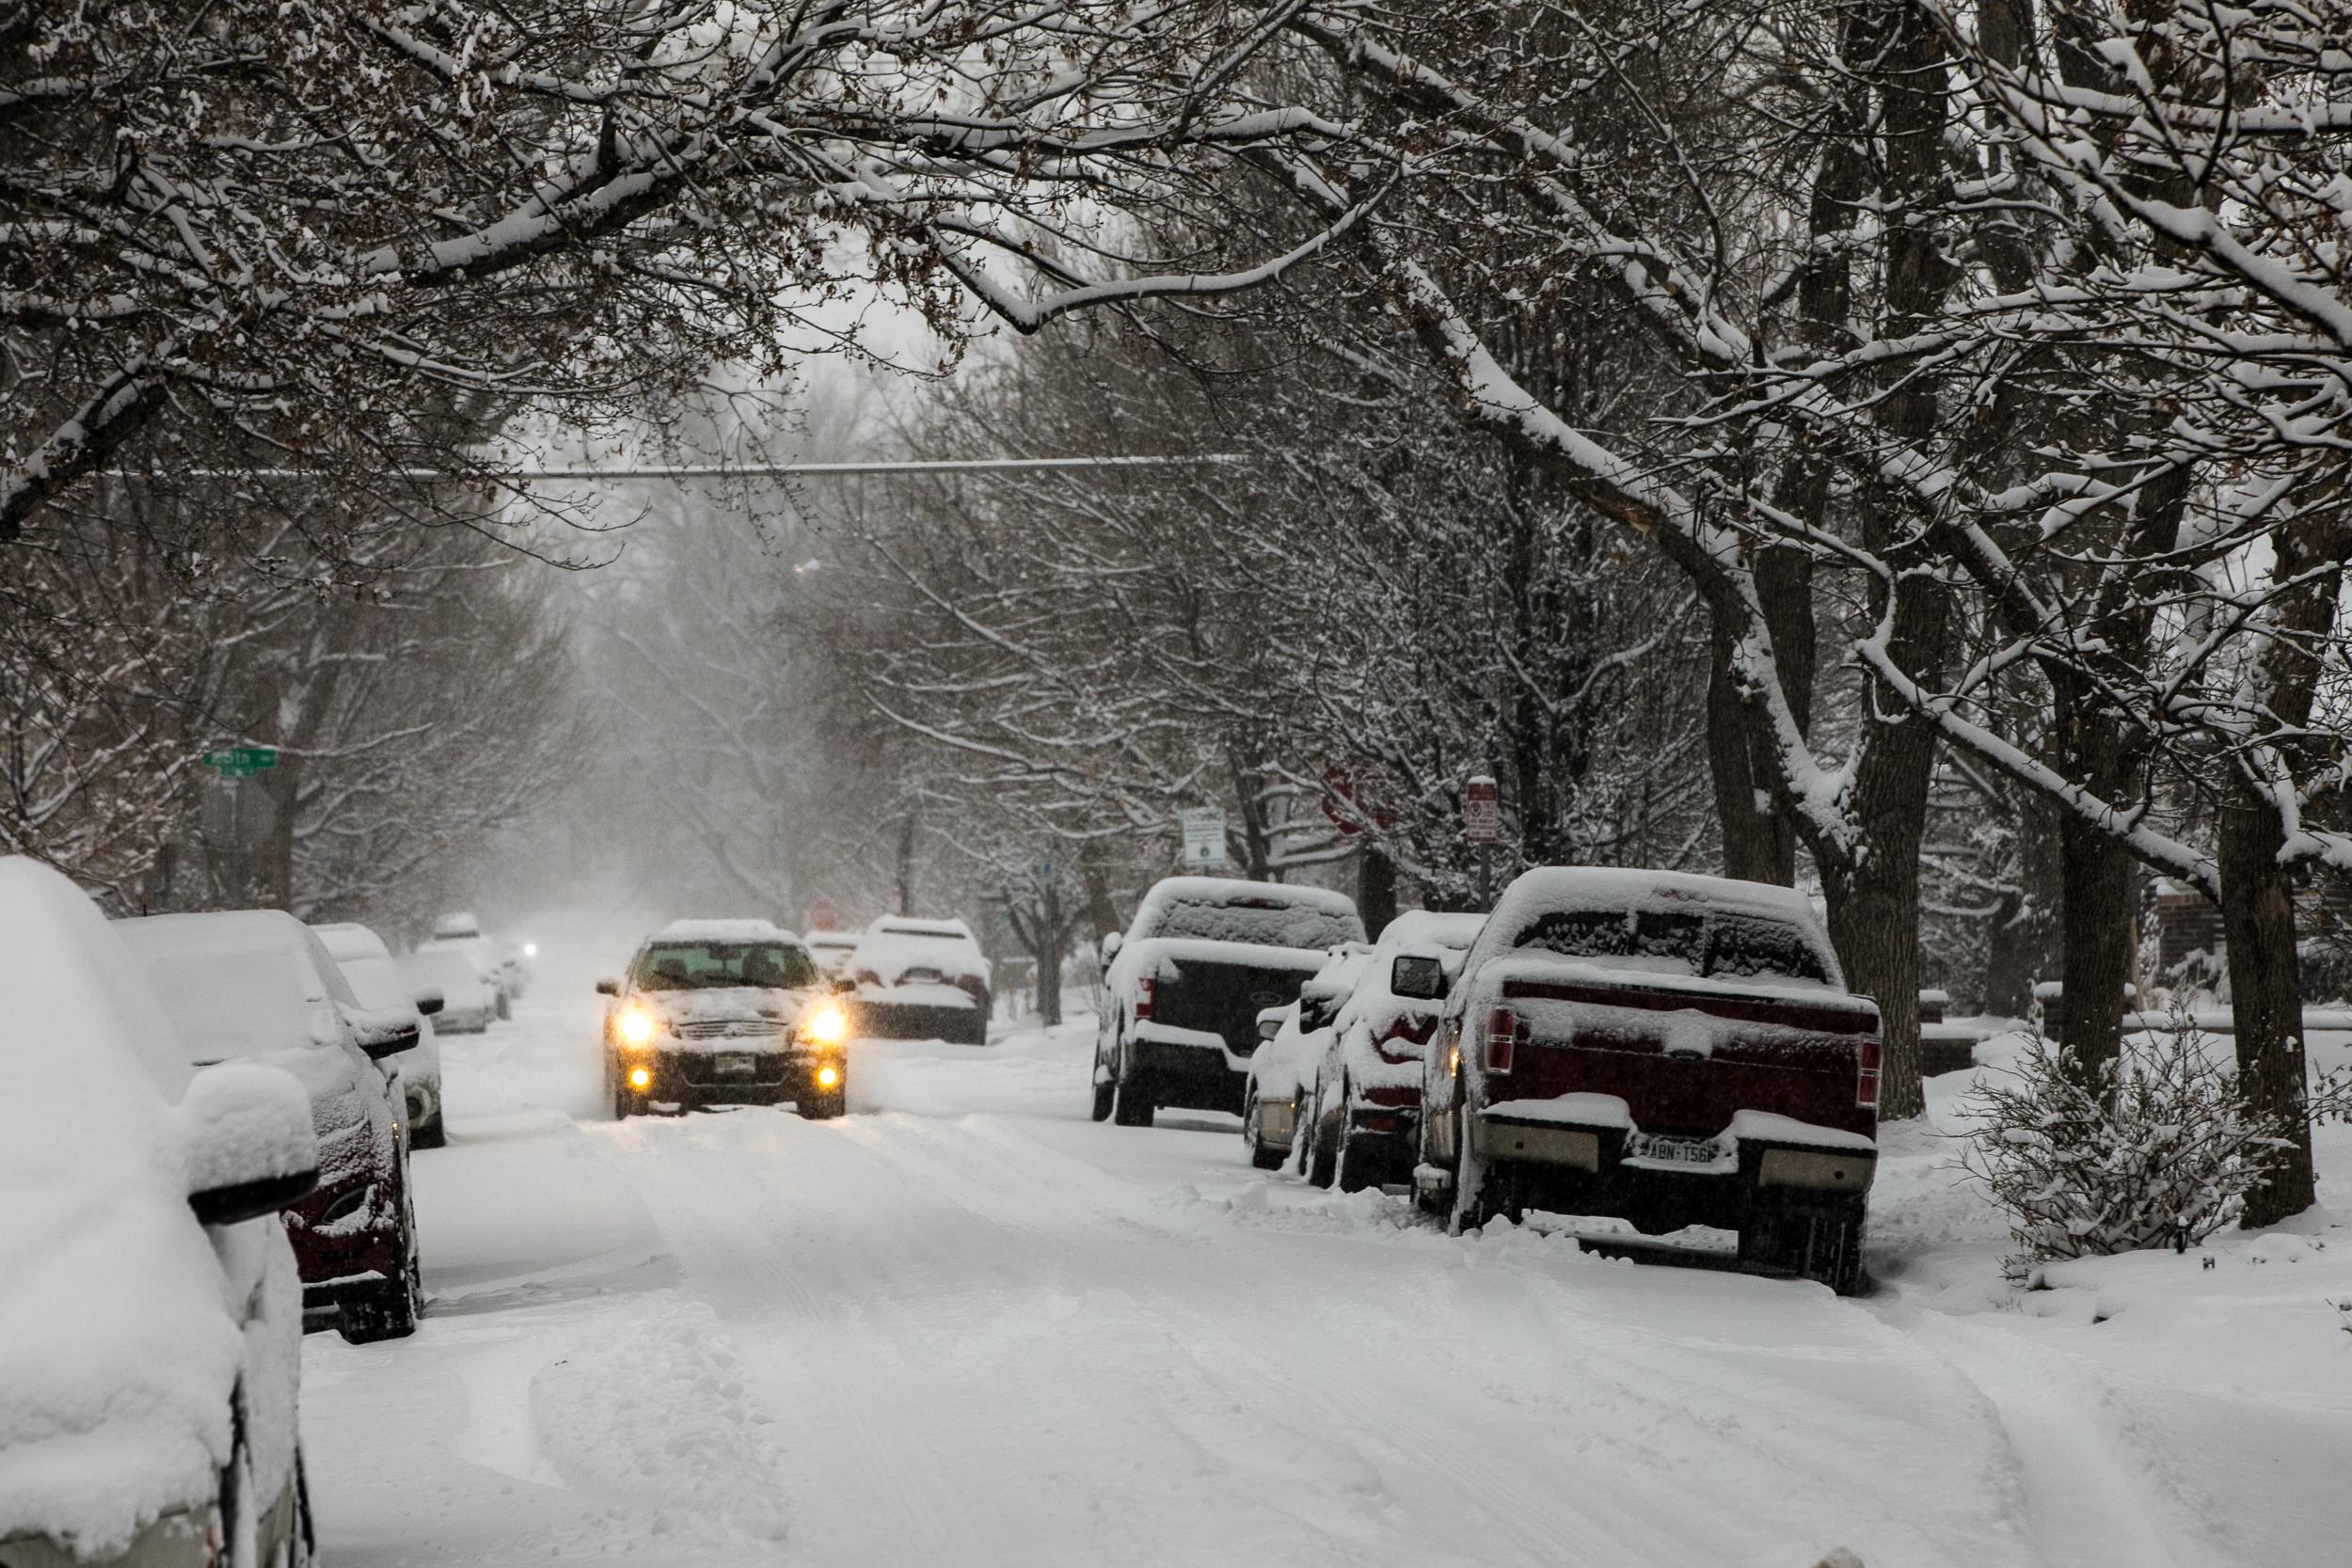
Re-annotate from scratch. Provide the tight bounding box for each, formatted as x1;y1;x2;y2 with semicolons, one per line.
1090;1072;1116;1122
1304;1082;1338;1189
1111;1060;1154;1127
411;1116;445;1150
1333;1084;1381;1194
1241;1093;1283;1170
495;990;512;1022
802;1084;848;1120
340;1200;422;1343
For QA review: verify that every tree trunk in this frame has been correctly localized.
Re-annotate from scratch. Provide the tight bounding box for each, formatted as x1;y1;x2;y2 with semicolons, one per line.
1357;841;1398;934
1036;874;1064;1027
1080;843;1120;946
1983;792;2063;1017
896;814;917;915
2218;797;2314;1226
2053;812;2135;1072
1820;832;1929;1120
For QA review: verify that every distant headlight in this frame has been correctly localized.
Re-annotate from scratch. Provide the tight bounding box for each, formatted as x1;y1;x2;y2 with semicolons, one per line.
523;942;539;958
803;1003;849;1045
618;1004;658;1046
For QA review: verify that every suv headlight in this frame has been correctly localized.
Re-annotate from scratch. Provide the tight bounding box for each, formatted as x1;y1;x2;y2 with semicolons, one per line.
618;1004;659;1046
802;1003;849;1045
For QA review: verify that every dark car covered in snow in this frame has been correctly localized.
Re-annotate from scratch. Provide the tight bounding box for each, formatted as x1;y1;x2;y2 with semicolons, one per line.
118;908;427;1340
1412;868;1880;1292
1093;877;1366;1127
599;919;850;1118
847;916;993;1045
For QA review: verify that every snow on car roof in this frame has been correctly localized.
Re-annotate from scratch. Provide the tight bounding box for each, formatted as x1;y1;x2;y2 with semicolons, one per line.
869;915;977;940
1377;909;1486;951
805;931;859;947
650;918;792;943
116;910;358;1063
1470;867;1841;989
0;859;246;1550
432;911;481;938
1140;876;1359;914
312;920;392;964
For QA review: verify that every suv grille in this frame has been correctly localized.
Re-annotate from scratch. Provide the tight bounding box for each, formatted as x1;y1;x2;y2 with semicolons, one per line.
675;1019;785;1041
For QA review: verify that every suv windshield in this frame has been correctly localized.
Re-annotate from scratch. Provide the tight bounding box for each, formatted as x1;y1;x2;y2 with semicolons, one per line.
634;941;817;992
1511;907;1830;985
1150;895;1361;950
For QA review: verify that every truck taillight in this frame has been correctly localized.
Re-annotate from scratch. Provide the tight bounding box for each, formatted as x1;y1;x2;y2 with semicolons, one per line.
1484;1006;1518;1073
1857;1037;1882;1109
1135;975;1155;1022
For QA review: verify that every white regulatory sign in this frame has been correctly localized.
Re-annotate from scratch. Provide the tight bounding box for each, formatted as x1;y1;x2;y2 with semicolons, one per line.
1178;806;1229;868
1464;775;1500;845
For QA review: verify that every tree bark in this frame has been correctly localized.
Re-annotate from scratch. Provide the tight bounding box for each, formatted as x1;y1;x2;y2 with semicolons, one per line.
1357;841;1398;934
1983;791;2063;1017
2219;799;2313;1225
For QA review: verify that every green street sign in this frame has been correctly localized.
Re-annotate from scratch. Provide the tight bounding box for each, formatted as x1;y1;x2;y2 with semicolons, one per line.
201;747;279;778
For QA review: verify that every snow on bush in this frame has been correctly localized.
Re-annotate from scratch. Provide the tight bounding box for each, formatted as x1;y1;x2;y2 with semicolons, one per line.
1961;1017;2346;1279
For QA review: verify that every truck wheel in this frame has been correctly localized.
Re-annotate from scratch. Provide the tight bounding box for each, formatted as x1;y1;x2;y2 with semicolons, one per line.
1451;1101;1492;1232
612;1077;638;1120
803;1088;847;1121
1112;1069;1154;1127
1090;1071;1116;1122
1743;1204;1867;1295
1305;1105;1338;1189
1336;1132;1378;1194
340;1227;421;1344
1242;1095;1284;1169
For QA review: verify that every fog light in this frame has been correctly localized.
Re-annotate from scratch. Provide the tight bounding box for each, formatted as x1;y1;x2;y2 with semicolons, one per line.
816;1064;840;1088
628;1066;652;1089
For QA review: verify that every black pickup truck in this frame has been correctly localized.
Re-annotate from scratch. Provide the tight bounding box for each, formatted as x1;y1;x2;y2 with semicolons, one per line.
1091;876;1366;1126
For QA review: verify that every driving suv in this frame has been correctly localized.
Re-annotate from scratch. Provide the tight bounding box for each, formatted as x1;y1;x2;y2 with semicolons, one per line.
600;920;850;1118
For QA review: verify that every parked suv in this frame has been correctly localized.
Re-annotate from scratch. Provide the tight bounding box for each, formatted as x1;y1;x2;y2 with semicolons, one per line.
119;909;428;1339
599;920;850;1117
1239;944;1372;1169
1413;868;1880;1292
1094;877;1365;1127
2;860;320;1568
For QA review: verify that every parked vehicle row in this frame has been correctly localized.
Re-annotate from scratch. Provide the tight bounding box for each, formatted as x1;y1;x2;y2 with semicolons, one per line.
1098;867;1883;1294
0;863;548;1567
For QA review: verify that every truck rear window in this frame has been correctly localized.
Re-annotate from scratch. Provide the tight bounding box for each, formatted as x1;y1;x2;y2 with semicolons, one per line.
1511;907;1831;986
1148;895;1360;950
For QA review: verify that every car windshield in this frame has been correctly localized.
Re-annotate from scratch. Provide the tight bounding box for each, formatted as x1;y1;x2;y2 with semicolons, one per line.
635;941;816;991
1150;895;1360;950
1511;906;1828;985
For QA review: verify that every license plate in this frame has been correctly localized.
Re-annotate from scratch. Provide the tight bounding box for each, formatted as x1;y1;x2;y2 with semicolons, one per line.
717;1053;756;1077
1636;1133;1718;1165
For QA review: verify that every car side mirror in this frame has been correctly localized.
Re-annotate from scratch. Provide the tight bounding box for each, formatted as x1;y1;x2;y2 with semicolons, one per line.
343;1002;420;1060
831;975;854;994
1256;1007;1286;1043
595;978;619;996
1391;954;1447;1001
412;988;445;1018
1101;932;1122;961
181;1063;318;1227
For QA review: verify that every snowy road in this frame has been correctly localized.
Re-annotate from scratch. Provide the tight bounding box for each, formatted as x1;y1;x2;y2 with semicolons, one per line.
301;969;2352;1568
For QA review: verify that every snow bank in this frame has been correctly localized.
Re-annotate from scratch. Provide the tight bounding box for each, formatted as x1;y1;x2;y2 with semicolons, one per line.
0;860;245;1554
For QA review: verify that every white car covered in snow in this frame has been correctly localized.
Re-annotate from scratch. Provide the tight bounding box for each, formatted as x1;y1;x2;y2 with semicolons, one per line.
399;945;496;1034
1294;910;1487;1191
802;929;860;980
0;859;320;1568
847;916;993;1045
316;920;448;1148
1240;943;1373;1169
421;911;509;1021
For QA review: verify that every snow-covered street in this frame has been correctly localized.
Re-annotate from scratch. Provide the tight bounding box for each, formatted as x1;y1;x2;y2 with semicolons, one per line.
299;957;2352;1568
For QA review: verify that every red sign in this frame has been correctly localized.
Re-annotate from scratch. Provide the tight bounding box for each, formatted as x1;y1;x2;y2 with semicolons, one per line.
1464;776;1500;845
1320;763;1390;838
805;897;840;931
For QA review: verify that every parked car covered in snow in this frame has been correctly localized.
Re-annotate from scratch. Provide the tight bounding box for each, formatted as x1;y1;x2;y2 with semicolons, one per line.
316;919;448;1148
803;929;860;980
1240;944;1372;1169
1093;877;1366;1127
421;911;509;1020
400;945;497;1034
0;860;320;1568
1414;868;1880;1292
119;909;427;1339
1297;910;1487;1191
598;920;850;1118
847;916;992;1045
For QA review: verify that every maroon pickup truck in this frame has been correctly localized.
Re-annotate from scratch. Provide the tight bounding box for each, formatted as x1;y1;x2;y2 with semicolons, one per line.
1406;867;1879;1292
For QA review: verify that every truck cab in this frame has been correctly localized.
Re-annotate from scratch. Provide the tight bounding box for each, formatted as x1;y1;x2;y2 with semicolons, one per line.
1413;867;1879;1292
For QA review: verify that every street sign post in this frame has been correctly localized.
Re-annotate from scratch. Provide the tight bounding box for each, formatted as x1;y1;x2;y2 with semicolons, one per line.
1178;806;1229;870
1465;775;1499;906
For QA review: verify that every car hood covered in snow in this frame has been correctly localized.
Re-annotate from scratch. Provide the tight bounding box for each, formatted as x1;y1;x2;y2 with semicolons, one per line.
0;861;250;1553
647;986;818;1028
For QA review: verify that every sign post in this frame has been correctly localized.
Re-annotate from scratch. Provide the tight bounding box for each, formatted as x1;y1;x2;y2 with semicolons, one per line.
1464;775;1499;907
1177;806;1229;870
199;748;279;900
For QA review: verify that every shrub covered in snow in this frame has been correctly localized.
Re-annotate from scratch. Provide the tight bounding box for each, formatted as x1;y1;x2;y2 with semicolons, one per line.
1960;1020;2314;1278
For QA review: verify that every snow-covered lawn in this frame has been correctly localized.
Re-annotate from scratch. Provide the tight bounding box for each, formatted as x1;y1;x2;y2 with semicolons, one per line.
301;977;2352;1568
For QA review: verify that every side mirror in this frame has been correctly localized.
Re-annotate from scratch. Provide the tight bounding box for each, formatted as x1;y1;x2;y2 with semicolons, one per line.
344;1002;421;1060
182;1063;318;1227
831;975;855;994
595;978;619;996
412;987;446;1018
1391;954;1447;1001
1255;1006;1287;1043
1101;931;1122;961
